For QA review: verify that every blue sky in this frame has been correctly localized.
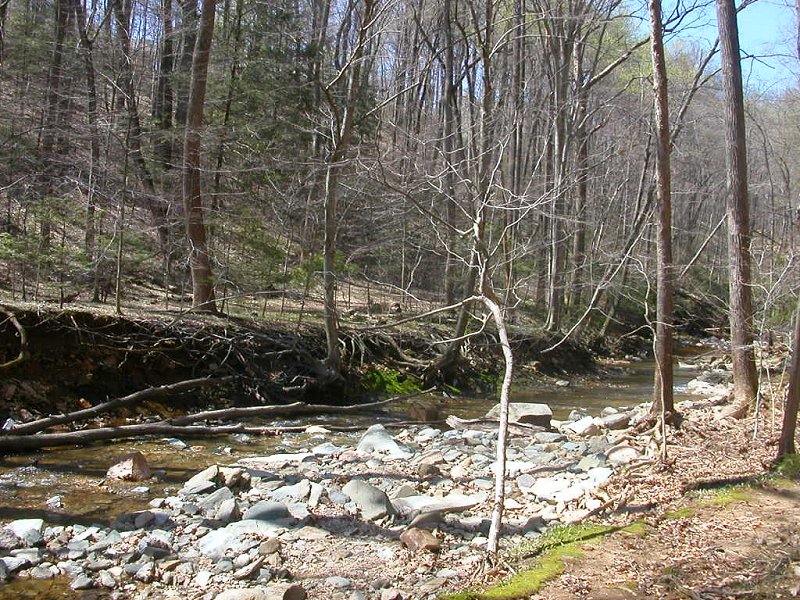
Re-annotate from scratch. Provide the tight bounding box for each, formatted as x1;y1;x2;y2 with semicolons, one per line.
674;0;798;92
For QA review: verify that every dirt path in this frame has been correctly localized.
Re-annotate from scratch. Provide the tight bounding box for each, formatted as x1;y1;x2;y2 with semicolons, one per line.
533;474;800;599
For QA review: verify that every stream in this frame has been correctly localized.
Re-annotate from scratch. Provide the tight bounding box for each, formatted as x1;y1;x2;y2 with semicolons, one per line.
0;362;697;526
0;362;699;599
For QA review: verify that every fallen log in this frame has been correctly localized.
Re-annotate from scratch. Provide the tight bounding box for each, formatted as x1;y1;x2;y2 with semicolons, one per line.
0;389;437;451
6;376;234;436
0;423;248;451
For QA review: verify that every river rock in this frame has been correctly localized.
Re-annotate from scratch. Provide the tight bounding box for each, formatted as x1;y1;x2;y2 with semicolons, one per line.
0;561;8;582
0;528;23;552
70;574;94;590
326;576;352;589
312;442;346;456
601;413;630;430
356;425;410;458
217;498;242;523
200;520;289;560
485;403;552;428
198;486;235;514
607;445;642;465
220;467;250;489
528;476;582;503
271;479;311;503
106;451;150;481
215;583;307;600
533;432;566;444
576;454;607;471
342;480;396;521
399;528;441;552
564;416;603;436
242;501;293;524
5;519;44;546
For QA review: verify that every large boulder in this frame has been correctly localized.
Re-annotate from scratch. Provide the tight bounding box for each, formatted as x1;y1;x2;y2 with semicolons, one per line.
485;403;552;428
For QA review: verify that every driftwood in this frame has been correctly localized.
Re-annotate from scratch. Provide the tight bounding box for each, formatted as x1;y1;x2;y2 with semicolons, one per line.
445;415;544;437
0;306;29;369
7;377;233;436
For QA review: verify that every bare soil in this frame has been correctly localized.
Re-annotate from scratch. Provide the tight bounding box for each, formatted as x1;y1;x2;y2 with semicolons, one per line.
530;405;800;600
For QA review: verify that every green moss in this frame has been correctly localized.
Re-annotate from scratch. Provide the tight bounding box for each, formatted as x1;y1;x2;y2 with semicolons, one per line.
513;523;614;558
774;454;800;479
360;367;421;395
621;520;649;536
663;507;695;519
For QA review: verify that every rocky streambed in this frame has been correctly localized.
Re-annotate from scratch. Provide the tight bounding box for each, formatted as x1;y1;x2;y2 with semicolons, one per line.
0;369;735;600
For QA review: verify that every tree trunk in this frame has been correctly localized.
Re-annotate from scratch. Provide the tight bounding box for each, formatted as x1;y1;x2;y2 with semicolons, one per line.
0;0;8;70
154;0;175;169
111;0;171;257
321;0;378;373
182;0;217;312
648;0;675;421
716;0;758;411
777;299;800;458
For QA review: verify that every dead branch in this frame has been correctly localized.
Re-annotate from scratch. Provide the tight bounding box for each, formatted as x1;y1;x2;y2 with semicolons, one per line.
168;388;434;426
7;377;233;435
0;306;29;369
0;423;248;451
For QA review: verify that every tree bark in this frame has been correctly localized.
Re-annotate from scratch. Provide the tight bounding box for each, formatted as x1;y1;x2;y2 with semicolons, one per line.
777;299;800;458
648;0;675;421
716;0;758;411
182;0;217;312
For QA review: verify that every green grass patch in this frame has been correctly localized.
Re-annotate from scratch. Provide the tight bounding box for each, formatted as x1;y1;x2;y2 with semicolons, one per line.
439;524;617;600
692;484;752;507
774;454;800;479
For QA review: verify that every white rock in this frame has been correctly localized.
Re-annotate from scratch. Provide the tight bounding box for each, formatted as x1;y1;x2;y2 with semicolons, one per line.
564;416;603;436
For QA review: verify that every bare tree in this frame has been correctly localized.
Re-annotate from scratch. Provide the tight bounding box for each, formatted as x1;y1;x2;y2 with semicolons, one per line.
182;0;217;312
648;0;676;424
716;0;758;411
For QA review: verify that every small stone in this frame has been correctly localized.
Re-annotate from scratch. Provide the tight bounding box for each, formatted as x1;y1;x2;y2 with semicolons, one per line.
234;557;265;580
134;562;155;583
326;576;352;589
0;528;23;552
106;451;151;481
258;538;282;555
98;570;117;588
380;590;403;600
400;528;441;552
70;574;94;590
242;501;292;524
418;463;441;478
